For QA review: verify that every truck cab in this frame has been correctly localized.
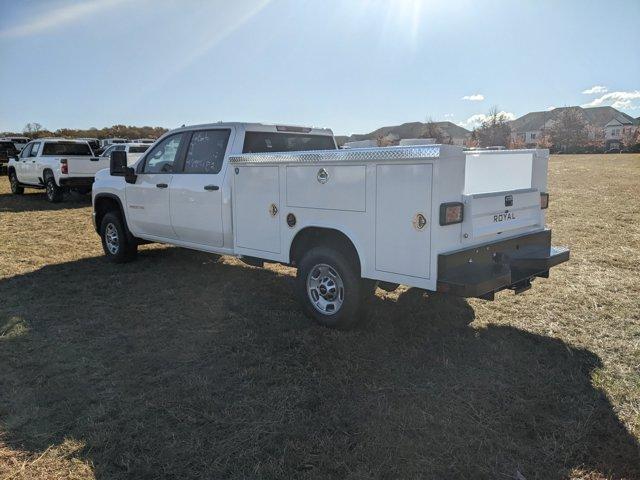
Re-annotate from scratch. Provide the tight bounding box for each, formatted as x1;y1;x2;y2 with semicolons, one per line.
92;122;568;329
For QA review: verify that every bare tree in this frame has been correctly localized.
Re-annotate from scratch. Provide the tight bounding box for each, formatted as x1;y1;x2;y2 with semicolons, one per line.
23;122;44;138
472;107;512;147
547;108;588;152
421;117;447;143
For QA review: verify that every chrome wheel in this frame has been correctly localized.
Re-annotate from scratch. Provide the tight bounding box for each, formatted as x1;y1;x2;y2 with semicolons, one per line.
104;223;120;255
306;263;345;315
10;174;18;192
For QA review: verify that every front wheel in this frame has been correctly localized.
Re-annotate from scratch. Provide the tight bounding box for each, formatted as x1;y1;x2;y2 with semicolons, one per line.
100;211;137;263
9;171;24;194
295;246;372;329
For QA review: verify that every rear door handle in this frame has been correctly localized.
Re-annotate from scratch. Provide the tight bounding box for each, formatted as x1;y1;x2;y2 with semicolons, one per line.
204;185;219;191
156;183;168;189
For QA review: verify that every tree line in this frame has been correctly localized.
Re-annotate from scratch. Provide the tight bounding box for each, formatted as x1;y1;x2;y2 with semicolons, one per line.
1;123;169;141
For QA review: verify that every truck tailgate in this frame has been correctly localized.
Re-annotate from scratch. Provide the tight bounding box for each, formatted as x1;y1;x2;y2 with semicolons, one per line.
66;156;109;175
464;188;541;240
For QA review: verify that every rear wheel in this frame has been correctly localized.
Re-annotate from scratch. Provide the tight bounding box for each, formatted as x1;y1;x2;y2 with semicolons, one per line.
295;246;372;329
45;175;64;203
100;211;137;263
9;171;24;194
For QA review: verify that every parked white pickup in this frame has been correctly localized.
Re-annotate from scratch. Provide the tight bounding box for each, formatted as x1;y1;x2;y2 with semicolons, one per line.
92;122;569;329
7;138;109;202
97;142;151;166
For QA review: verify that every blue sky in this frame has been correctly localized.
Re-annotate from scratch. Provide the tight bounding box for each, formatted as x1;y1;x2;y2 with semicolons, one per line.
1;0;639;135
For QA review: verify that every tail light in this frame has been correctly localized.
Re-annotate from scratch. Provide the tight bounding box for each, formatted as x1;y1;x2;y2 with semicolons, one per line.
60;158;68;174
540;192;549;209
439;202;464;225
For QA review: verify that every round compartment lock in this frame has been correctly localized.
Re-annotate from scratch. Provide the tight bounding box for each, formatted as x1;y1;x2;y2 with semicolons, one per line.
413;213;427;230
269;203;278;217
234;167;239;174
286;213;297;228
317;168;329;184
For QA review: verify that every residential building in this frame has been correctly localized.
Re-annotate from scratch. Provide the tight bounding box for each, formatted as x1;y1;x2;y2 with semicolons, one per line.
509;106;637;150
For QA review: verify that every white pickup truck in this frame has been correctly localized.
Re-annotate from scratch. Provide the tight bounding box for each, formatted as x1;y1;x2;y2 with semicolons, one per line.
97;142;150;166
92;122;569;329
8;138;109;202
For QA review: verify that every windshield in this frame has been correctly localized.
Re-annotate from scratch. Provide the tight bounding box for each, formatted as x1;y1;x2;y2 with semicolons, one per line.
129;146;149;153
42;142;92;156
242;132;336;153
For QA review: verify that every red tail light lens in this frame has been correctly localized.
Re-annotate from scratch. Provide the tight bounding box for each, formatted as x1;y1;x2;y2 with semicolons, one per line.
439;202;464;225
60;158;68;174
540;192;549;209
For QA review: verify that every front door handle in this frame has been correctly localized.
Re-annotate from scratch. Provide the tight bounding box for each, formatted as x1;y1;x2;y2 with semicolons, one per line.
204;185;219;191
156;183;168;189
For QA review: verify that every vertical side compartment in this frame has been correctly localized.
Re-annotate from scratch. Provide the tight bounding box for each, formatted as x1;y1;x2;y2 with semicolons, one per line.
375;163;433;278
233;165;281;254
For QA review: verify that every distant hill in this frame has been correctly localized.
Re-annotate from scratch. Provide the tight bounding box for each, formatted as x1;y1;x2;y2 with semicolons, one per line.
339;121;471;146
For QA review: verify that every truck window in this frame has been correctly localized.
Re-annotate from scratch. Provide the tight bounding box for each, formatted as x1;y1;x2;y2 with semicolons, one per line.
128;146;149;154
183;129;230;174
42;142;92;156
143;133;183;174
20;143;33;158
242;132;336;153
29;142;41;157
0;141;18;155
101;146;115;157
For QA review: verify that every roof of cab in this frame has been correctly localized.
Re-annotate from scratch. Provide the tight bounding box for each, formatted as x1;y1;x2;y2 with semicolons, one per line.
168;122;334;136
34;138;91;143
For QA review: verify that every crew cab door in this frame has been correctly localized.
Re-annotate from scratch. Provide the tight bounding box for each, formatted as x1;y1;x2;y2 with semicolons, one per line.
169;129;232;247
15;142;33;182
125;133;186;239
25;141;41;184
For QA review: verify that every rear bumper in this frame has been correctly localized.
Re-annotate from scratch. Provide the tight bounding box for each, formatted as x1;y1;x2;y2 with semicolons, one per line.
59;177;95;187
437;229;569;299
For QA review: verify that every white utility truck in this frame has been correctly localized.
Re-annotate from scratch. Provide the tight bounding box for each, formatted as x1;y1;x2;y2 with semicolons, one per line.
92;122;569;329
7;138;109;202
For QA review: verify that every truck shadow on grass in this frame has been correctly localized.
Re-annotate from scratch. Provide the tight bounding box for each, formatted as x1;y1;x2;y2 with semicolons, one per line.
0;191;91;212
1;248;638;479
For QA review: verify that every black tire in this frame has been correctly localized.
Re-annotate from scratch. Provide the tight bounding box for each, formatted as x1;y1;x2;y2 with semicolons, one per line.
295;246;373;330
100;211;137;263
9;170;24;194
45;175;64;203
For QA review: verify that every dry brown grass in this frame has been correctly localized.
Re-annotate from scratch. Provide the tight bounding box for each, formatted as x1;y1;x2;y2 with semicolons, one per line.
0;154;638;479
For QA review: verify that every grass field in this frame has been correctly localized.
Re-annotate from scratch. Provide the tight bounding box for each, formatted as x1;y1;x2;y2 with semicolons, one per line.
0;154;639;479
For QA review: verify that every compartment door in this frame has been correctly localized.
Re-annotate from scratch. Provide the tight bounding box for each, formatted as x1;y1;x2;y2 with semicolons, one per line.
375;164;432;278
234;166;281;254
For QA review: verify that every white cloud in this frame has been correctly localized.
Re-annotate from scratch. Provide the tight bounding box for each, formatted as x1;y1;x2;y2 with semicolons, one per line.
444;113;454;118
458;111;515;130
461;94;485;101
582;85;608;95
581;90;640;110
0;0;128;38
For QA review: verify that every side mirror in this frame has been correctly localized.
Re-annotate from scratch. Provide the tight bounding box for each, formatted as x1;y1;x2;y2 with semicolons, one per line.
110;150;137;184
110;150;128;175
